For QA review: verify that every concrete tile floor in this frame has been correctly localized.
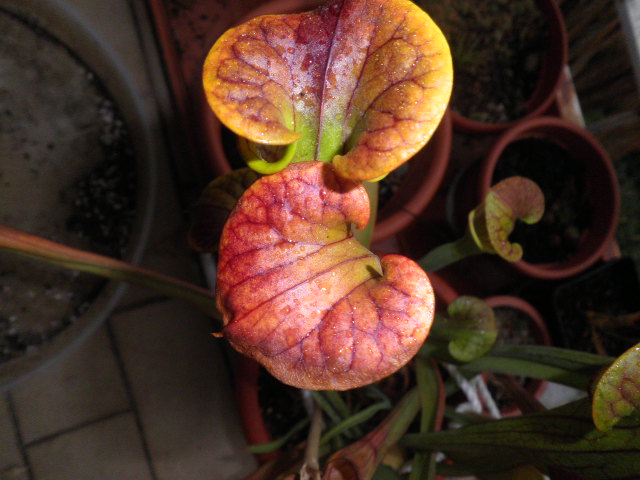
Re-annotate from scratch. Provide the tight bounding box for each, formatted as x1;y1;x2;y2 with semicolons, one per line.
0;0;256;478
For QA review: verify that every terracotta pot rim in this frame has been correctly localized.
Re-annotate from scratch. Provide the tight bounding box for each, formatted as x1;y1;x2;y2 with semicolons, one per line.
484;295;552;346
483;295;551;416
481;115;620;280
236;0;325;23
429;271;459;309
451;0;568;133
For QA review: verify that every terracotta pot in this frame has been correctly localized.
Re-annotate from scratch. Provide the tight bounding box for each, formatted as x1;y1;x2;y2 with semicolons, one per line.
450;0;568;133
484;295;551;417
234;356;279;464
450;116;620;281
428;271;459;311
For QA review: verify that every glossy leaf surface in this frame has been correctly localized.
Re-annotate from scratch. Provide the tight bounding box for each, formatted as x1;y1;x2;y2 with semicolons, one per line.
403;398;640;480
593;342;640;432
189;168;260;253
203;0;452;180
469;176;544;262
216;162;434;390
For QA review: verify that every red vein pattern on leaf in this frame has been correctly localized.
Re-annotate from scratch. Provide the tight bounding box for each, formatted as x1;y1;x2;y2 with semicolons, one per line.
203;0;452;179
216;162;434;390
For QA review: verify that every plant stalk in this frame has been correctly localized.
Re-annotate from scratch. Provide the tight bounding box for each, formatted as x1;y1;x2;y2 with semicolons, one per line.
0;225;219;320
300;406;324;480
409;358;442;480
418;231;482;272
354;181;379;249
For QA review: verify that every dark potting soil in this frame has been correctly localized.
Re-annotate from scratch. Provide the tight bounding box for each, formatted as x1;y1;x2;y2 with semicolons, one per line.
378;162;409;213
257;368;404;453
554;258;640;356
494;306;538;346
258;368;308;446
488;306;540;410
492;137;593;264
423;0;548;123
62;97;137;259
0;9;137;363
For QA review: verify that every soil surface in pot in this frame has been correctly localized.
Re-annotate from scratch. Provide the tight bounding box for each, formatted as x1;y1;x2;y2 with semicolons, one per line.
488;305;541;410
378;162;409;212
492;137;593;264
257;369;308;447
0;9;137;363
615;150;640;269
554;258;640;356
422;0;548;123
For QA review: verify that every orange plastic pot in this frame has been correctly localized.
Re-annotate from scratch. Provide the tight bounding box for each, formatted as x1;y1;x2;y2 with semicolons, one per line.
451;0;568;133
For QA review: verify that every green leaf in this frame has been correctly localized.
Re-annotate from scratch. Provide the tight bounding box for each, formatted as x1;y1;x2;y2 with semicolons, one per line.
417;177;544;271
247;417;310;454
372;464;401;480
409;358;443;480
322;389;420;480
434;296;497;362
478;465;547;480
320;398;391;446
468;176;544;262
403;398;640;480
593;342;640;432
462;344;613;391
422;297;498;364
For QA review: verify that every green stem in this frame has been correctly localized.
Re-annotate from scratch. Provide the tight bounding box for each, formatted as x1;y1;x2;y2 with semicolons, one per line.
0;225;219;320
409;358;441;480
354;181;379;249
301;406;324;478
418;230;482;272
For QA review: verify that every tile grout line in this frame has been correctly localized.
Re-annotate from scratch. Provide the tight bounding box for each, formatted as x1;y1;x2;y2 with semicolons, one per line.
105;318;159;480
5;392;35;480
23;409;132;449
